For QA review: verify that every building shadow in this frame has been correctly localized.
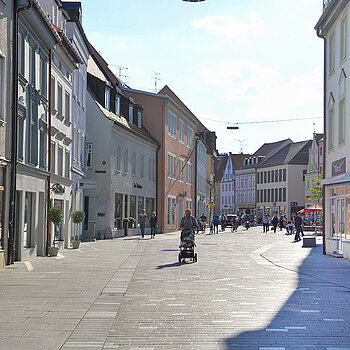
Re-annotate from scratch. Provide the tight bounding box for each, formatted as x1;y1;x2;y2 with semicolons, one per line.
224;245;350;349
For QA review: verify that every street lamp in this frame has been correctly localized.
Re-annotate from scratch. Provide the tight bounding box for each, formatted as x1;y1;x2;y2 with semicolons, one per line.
227;126;239;130
182;0;205;2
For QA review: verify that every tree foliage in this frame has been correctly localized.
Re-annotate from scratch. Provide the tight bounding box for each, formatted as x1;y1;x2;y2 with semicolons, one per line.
309;173;323;203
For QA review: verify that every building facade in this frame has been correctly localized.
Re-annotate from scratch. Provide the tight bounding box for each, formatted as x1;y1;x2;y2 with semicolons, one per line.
235;139;293;221
0;0;12;266
316;0;350;259
62;2;90;241
196;138;207;218
123;85;200;233
85;47;158;237
256;141;312;220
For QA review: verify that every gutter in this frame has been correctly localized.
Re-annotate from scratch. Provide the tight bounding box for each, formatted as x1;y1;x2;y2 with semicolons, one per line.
316;28;327;256
7;0;33;265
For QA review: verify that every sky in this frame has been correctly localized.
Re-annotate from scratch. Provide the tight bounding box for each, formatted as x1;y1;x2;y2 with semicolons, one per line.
82;0;324;155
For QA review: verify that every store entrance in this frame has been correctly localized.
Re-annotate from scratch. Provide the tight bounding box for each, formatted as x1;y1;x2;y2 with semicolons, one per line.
336;198;345;254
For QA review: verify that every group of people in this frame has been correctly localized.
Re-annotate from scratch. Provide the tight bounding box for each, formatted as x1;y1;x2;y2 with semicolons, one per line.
262;212;305;242
138;209;158;239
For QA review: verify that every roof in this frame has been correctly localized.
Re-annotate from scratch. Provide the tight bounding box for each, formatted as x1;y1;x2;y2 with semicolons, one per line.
215;155;228;181
230;153;250;171
315;133;323;143
253;139;292;157
258;140;312;168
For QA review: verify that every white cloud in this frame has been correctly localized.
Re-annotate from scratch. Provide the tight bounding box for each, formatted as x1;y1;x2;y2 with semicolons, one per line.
189;12;264;44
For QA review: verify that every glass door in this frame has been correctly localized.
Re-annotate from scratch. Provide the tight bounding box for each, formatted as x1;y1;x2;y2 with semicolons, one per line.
337;198;345;254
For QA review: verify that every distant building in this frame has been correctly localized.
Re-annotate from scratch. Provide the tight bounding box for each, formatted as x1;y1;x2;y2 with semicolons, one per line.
256;140;312;220
235;139;292;221
315;0;350;259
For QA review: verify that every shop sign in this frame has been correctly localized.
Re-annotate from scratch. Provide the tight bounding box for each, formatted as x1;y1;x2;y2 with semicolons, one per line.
290;202;297;206
332;157;346;177
79;179;96;189
210;203;215;208
178;191;187;197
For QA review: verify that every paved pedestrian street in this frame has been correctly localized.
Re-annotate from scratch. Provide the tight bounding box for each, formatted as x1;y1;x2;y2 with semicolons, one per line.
0;227;350;350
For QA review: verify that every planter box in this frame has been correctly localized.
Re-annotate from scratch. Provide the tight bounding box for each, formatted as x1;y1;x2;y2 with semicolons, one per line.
303;236;317;247
49;246;59;257
72;241;81;249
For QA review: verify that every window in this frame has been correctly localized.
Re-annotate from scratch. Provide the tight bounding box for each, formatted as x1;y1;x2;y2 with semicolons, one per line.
271;188;274;202
186;126;194;148
186;163;193;184
51;142;55;173
123;149;128;173
52;4;58;26
129;105;133;124
179;158;184;181
57;83;63;115
86;143;92;167
115;96;120;115
186;199;192;211
29;102;38;166
267;189;270;202
167;152;176;179
179;120;185;143
271;170;274;182
115;146;120;171
340;18;347;61
167;196;176;227
58;146;63;176
39;56;47;97
65;92;70;121
50;76;55;110
132;152;136;176
168;111;177;138
65;150;70;178
148;157;152;180
268;171;270;183
39;127;46;169
18;32;25;76
279;169;282;182
329;33;335;73
23;192;33;248
279;188;282;202
105;87;110;110
138;111;142;128
283;188;286;202
222;183;224;192
140;155;144;178
339;99;345;143
264;171;267;183
283;169;286;181
328;108;334;149
29;44;35;86
77;131;81;164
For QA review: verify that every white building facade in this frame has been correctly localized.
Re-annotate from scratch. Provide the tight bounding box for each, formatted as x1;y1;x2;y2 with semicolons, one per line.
316;0;350;259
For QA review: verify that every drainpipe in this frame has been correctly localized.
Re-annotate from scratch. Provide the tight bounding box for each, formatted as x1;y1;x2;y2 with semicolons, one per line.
46;50;52;256
316;28;326;256
7;0;32;265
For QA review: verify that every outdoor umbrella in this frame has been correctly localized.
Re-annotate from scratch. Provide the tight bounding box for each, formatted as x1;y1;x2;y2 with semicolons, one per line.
302;204;322;213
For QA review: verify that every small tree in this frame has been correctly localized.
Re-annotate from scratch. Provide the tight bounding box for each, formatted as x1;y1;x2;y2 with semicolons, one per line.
308;173;323;225
72;211;85;241
48;207;64;247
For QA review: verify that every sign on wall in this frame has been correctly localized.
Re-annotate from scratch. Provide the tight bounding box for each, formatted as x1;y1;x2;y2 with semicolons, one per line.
332;157;346;177
78;179;97;189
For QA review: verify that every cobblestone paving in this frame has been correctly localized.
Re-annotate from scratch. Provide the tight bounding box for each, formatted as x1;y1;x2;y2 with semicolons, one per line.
0;227;350;349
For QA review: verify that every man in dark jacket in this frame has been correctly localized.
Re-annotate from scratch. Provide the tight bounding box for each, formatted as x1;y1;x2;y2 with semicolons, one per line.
293;213;303;241
271;214;279;233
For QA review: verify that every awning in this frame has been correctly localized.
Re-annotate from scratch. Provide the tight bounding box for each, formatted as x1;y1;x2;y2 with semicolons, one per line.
322;173;350;186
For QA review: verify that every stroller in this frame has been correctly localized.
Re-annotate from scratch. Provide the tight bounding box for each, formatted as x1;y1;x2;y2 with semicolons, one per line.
178;229;197;263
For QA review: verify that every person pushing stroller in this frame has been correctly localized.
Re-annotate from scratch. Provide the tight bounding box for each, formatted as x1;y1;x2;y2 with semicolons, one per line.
179;209;198;263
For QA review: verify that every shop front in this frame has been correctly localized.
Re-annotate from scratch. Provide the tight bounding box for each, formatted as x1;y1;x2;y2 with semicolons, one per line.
325;183;350;259
0;167;6;267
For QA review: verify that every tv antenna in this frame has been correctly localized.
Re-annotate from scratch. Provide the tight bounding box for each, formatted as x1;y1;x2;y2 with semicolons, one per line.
151;71;161;93
110;64;130;83
235;139;247;154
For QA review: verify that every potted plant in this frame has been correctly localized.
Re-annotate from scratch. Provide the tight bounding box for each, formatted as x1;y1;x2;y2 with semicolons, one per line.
123;218;130;236
71;210;85;249
128;217;136;229
48;207;64;256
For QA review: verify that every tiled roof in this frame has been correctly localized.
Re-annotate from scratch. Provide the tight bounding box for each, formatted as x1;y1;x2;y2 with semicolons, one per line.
253;138;292;157
258;140;312;168
231;153;250;171
215;155;228;181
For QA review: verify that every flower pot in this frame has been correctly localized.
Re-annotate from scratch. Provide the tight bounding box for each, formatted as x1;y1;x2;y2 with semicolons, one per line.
72;240;81;249
49;246;59;257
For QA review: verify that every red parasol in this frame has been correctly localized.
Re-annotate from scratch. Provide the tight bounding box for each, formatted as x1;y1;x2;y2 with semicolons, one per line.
298;204;322;213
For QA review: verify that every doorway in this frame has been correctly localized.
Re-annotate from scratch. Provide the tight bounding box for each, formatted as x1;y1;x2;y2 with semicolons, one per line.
336;198;345;254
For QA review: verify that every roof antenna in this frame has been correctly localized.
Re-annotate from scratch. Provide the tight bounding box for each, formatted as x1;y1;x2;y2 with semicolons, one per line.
110;64;130;83
313;122;316;134
151;71;161;93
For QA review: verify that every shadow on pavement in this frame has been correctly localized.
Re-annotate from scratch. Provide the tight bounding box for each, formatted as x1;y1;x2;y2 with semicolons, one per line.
224;245;350;349
156;262;187;269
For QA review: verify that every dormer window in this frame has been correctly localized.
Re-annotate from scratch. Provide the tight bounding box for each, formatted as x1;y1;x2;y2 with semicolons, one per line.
115;96;120;115
105;87;110;111
138;111;142;128
129;105;133;124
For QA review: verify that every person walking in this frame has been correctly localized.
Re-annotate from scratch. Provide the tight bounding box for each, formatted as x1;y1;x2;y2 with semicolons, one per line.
139;209;147;239
293;212;303;242
199;213;207;233
263;215;269;233
271;214;279;233
149;211;157;239
266;215;270;231
278;216;284;231
213;212;220;234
